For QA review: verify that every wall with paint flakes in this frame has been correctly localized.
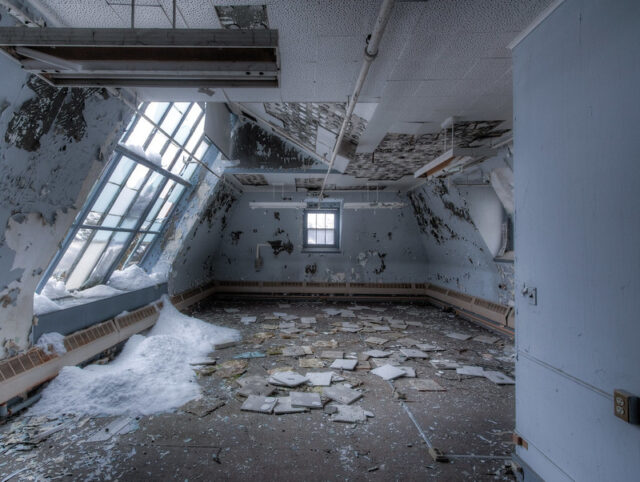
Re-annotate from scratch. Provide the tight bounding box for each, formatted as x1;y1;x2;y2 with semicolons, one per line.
141;148;242;295
408;178;512;304
0;6;129;358
162;179;240;294
207;191;430;284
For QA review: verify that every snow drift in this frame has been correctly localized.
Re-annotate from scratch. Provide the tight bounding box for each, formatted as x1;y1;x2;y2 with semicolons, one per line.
29;298;240;417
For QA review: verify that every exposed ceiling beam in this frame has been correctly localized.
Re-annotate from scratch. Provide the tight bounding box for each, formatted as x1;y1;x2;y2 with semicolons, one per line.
0;27;279;88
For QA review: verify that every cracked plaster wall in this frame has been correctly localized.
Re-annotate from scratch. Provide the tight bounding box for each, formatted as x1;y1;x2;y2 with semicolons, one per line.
0;6;128;358
229;119;324;170
158;175;239;294
408;178;512;305
141;150;240;295
210;191;430;283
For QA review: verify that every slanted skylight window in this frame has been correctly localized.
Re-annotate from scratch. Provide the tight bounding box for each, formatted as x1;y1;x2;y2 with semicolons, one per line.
303;205;340;252
37;101;215;295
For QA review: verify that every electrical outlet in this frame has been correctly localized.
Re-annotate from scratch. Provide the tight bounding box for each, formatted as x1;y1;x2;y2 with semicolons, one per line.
614;389;639;424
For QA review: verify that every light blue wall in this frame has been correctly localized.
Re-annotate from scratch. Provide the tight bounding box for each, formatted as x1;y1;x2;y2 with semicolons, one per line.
513;0;640;479
167;180;239;294
208;191;430;283
408;179;512;304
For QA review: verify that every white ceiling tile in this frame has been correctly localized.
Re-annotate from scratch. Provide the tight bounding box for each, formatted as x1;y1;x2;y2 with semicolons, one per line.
317;36;363;62
280;61;317;102
314;60;359;102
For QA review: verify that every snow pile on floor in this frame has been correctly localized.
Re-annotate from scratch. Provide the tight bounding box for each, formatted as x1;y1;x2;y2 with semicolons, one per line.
108;265;166;291
29;298;240;417
33;293;62;315
35;332;67;355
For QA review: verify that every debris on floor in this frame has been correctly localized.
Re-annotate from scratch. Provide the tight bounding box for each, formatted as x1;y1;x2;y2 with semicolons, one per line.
215;359;249;378
0;299;516;480
241;395;278;414
181;397;226;417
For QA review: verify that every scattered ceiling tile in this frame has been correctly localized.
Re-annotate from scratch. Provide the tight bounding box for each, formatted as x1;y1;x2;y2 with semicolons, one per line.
215;5;269;29
346;121;509;181
234;174;269;186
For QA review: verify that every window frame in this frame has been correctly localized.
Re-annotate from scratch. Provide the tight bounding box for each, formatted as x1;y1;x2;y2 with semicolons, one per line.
36;101;211;295
302;205;341;253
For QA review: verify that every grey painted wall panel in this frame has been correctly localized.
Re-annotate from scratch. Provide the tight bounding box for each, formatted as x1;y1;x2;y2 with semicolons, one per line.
513;0;640;479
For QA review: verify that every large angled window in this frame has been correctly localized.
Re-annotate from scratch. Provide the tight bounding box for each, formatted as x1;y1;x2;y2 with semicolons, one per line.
38;101;212;295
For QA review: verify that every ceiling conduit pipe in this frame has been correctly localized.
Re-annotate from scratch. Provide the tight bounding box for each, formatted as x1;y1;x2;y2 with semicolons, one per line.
318;0;395;199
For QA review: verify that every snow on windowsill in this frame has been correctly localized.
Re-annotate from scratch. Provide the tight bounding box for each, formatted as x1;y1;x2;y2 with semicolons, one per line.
34;266;168;315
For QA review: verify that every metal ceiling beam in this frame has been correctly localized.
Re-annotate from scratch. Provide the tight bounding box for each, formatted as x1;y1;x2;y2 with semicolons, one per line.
0;27;279;88
0;27;278;47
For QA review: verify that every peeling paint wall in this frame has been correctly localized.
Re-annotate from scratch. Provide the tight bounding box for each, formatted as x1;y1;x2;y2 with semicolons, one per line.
229;119;323;170
156;165;239;294
209;191;429;283
408;178;512;304
0;6;128;358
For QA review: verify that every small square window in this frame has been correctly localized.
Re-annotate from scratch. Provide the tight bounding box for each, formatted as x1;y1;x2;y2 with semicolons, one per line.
303;208;340;251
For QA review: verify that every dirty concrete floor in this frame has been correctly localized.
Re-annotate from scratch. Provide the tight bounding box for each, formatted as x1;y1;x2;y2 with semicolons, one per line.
0;299;516;481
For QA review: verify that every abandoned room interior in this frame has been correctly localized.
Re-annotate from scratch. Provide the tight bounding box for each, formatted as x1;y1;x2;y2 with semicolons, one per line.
0;0;638;480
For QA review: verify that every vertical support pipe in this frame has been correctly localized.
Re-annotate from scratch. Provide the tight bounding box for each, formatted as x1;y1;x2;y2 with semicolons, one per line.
131;0;135;28
172;0;176;28
318;0;396;199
